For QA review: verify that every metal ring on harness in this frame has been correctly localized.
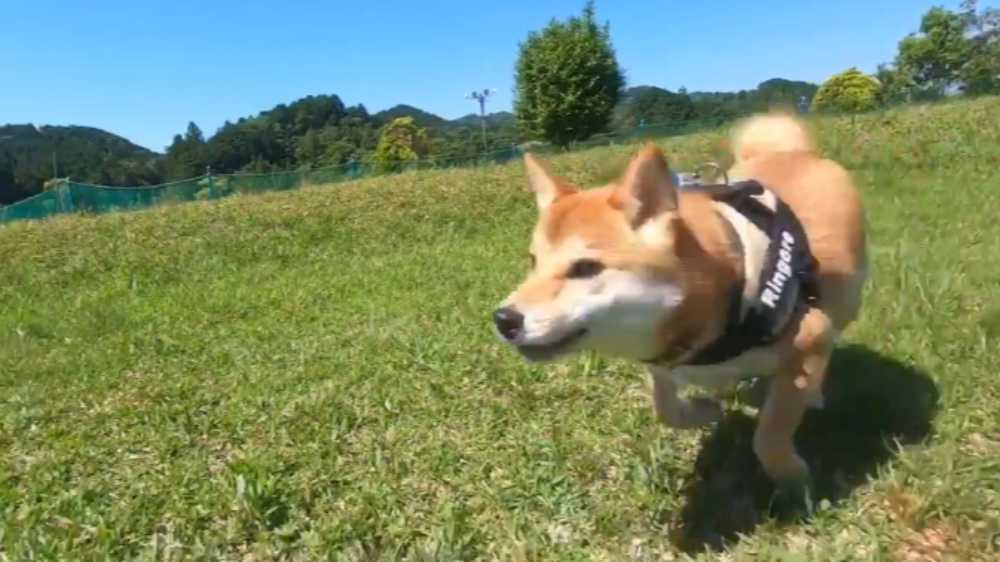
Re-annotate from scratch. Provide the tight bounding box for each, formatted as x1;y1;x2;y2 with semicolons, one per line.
691;161;729;187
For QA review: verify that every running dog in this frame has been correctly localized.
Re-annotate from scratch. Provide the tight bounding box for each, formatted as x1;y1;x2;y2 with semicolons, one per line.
492;112;867;490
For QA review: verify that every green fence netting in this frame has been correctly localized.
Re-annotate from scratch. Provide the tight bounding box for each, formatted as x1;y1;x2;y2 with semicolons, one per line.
0;177;206;221
0;144;532;223
68;176;205;213
0;189;68;222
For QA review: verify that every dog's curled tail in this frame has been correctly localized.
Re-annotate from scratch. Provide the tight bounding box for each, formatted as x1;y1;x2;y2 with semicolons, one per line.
729;112;815;166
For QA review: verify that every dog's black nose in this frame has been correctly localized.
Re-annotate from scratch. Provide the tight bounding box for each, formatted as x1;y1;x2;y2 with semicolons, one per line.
492;306;525;341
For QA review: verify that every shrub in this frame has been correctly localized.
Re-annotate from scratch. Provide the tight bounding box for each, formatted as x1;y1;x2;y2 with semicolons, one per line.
811;67;881;114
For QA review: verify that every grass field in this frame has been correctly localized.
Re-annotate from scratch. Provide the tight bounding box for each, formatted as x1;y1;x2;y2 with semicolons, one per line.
2;98;1000;561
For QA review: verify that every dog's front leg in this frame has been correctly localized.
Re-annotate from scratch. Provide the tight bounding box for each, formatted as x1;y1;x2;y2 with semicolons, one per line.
648;365;723;429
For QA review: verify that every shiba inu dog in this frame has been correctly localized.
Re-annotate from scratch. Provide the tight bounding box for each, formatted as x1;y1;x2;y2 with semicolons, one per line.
492;112;867;491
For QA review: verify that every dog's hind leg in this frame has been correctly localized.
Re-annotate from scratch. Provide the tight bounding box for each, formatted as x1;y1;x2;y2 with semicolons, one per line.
753;369;812;485
753;307;836;488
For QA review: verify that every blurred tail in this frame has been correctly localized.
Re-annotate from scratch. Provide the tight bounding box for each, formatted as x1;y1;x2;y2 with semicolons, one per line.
729;112;815;168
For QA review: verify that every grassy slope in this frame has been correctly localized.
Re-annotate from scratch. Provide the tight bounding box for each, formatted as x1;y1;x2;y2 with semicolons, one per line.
2;98;999;561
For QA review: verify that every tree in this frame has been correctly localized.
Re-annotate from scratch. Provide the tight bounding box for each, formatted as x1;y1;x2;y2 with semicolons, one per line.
294;129;325;168
0;151;18;203
618;87;696;129
184;121;206;145
370;117;429;173
513;1;625;148
873;63;915;103
956;0;1000;94
747;78;820;111
163;121;210;179
810;67;881;114
896;6;973;94
891;0;1000;95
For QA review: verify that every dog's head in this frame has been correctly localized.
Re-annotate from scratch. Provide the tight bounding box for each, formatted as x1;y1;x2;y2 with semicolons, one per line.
493;145;730;363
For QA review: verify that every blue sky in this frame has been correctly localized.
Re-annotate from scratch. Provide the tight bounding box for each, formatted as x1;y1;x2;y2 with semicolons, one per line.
3;0;952;152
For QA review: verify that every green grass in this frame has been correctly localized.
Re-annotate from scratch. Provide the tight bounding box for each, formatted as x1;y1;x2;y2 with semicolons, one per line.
2;98;1000;561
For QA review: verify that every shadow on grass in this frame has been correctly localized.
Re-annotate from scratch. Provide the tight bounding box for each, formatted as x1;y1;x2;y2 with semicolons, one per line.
667;343;941;553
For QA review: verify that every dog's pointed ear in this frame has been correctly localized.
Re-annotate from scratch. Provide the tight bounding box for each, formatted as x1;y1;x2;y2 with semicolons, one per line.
524;153;573;211
613;145;679;227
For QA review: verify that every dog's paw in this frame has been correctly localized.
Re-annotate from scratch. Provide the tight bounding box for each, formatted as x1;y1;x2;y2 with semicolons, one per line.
771;474;816;521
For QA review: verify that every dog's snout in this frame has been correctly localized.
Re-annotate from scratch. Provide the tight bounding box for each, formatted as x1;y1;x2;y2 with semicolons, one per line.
492;306;525;341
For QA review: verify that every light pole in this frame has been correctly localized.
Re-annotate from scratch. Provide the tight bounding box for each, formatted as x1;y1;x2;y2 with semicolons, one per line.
464;88;497;153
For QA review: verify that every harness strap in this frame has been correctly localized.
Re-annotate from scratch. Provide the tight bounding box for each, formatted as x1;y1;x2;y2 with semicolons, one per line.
644;180;820;368
646;209;746;366
710;180;776;235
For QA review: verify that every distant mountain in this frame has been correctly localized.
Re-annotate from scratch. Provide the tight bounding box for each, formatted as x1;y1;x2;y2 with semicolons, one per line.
372;105;516;130
451;111;516;128
0;124;159;156
372;105;451;129
621;85;658;100
0;124;164;204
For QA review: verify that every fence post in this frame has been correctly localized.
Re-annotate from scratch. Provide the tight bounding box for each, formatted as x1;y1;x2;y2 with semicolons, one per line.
348;155;359;179
61;178;74;214
633;119;646;142
206;166;215;199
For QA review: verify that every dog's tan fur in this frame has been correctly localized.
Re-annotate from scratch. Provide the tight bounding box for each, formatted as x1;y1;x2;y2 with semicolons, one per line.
496;111;867;486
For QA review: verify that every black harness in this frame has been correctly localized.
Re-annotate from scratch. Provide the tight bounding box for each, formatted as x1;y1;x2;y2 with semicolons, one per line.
651;180;820;367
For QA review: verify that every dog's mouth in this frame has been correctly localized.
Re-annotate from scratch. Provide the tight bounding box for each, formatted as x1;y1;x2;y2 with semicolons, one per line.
515;328;589;362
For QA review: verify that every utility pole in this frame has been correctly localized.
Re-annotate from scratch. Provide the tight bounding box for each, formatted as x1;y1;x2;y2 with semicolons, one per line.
27;129;60;179
41;129;59;179
464;88;497;153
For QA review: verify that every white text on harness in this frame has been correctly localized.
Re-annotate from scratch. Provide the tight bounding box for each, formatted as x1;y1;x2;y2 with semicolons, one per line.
760;230;795;308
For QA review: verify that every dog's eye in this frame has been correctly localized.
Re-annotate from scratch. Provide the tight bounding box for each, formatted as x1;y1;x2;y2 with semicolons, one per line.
566;258;605;279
